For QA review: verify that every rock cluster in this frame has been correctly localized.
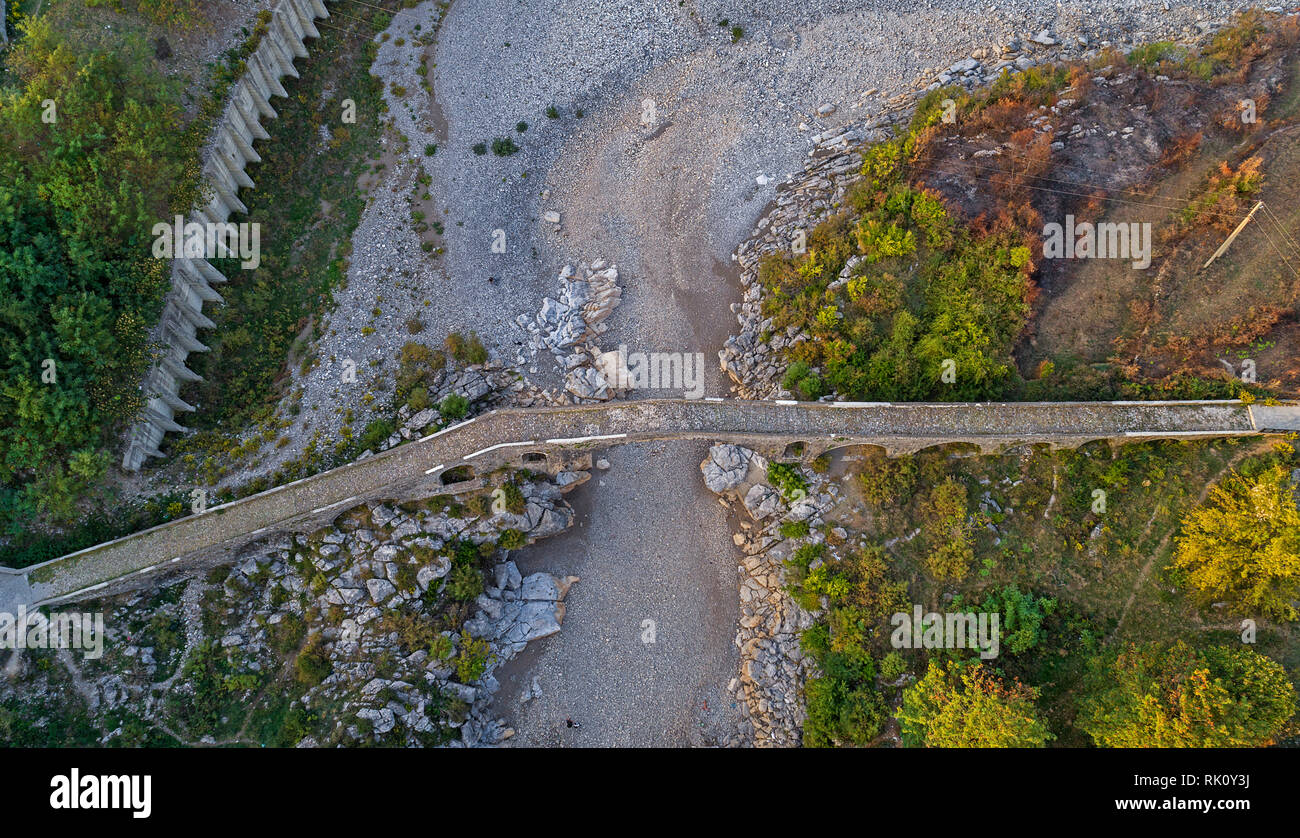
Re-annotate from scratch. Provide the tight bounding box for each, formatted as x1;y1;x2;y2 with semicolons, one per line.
515;260;626;403
701;444;841;746
2;472;585;748
525;261;622;355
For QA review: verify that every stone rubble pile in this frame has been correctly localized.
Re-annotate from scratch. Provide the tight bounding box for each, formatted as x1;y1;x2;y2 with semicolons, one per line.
516;261;625;404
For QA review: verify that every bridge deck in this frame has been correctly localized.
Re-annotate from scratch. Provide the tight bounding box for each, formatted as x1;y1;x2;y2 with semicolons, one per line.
3;398;1286;609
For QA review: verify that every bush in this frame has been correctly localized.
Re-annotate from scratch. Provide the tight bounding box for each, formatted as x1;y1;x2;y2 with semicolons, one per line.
878;651;907;683
497;528;527;550
407;386;432;413
857;455;918;507
472;142;487;155
358;418;394;452
446;563;483;601
454;631;494;682
396;341;446;401
500;481;526;514
444;331;488;364
922;478;974;581
545;105;559;119
779;520;811;539
294;634;333;687
766;462;808;501
439;393;469;421
491;137;519;156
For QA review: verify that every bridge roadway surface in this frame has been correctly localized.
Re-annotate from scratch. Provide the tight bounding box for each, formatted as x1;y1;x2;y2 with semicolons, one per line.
3;398;1296;612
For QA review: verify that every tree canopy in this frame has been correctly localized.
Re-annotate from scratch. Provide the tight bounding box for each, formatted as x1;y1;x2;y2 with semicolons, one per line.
898;659;1054;747
1077;641;1296;748
1171;463;1300;622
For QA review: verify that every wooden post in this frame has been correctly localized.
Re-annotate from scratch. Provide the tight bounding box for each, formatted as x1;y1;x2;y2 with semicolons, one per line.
1202;200;1265;271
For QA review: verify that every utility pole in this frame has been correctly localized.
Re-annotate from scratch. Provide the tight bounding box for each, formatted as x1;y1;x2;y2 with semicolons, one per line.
1202;200;1265;271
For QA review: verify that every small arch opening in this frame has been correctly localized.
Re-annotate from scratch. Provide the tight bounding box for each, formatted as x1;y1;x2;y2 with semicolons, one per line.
440;465;475;485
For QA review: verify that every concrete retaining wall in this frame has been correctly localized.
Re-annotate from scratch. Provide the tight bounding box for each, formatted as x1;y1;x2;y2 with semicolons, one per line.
122;0;332;471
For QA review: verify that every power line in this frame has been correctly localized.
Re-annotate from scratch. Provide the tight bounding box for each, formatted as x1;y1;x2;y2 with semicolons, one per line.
903;158;1252;222
899;159;1300;272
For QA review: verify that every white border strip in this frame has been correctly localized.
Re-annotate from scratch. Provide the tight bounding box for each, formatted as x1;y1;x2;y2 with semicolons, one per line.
309;495;359;515
1122;430;1255;437
418;416;478;443
464;440;537;460
543;432;628;445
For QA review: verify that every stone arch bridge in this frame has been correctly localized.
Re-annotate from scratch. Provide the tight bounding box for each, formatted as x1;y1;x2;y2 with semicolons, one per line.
3;398;1297;612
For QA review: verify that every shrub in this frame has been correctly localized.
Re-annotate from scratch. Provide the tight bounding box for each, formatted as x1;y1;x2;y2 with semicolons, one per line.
472;142;487;155
545;105;559;119
294;634;333;687
358;418;394;451
515;121;528;133
767;462;808;501
878;651;907;683
439;393;469;421
444;331;488;364
446;563;483;601
922;478;974;581
491;137;519;156
497;528;527;550
857;455;918;507
454;631;494;682
500;481;526;514
779;520;811;539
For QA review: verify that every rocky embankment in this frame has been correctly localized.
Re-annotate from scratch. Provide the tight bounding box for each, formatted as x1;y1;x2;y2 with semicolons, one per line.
700;444;846;746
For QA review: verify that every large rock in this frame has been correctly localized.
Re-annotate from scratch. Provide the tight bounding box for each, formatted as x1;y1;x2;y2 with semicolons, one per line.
701;444;753;493
565;366;611;401
743;484;782;520
366;578;397;604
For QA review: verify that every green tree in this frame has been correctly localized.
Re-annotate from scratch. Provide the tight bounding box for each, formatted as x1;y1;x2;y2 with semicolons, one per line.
1077;641;1295;748
1171;464;1300;621
898;660;1053;747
